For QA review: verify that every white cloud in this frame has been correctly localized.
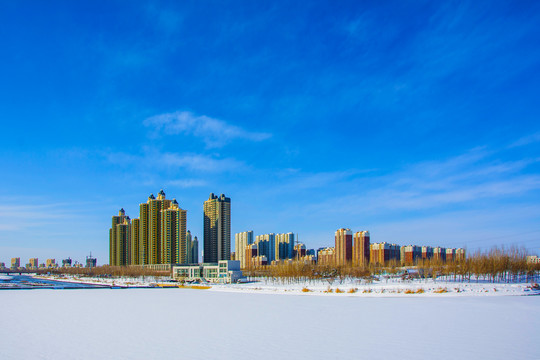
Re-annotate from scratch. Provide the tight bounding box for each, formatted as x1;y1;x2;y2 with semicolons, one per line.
105;148;245;173
166;179;208;188
508;131;540;148
144;111;272;148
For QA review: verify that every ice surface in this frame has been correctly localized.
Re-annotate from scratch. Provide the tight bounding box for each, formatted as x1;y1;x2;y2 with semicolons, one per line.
0;288;538;359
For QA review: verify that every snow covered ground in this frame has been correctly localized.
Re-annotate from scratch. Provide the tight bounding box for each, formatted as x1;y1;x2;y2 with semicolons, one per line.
0;287;539;359
36;274;539;297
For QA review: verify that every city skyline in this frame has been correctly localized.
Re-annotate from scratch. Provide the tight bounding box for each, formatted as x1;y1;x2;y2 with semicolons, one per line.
1;2;540;264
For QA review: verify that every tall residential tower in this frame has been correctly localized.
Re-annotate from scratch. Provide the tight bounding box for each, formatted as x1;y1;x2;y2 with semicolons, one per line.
203;193;231;263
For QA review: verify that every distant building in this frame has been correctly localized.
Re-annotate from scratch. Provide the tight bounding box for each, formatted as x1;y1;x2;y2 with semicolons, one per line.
11;257;20;270
187;231;199;264
235;231;254;268
244;244;258;269
251;255;268;267
275;233;294;261
455;248;466;261
255;233;275;262
86;253;97;268
335;228;353;266
422;246;434;260
370;243;400;265
46;259;56;269
191;236;199;264
29;258;39;269
353;231;370;267
527;255;539;264
293;243;306;260
401;245;422;265
446;248;456;262
62;258;72;267
0;262;5;269
433;247;446;262
203;193;231;263
317;247;335;266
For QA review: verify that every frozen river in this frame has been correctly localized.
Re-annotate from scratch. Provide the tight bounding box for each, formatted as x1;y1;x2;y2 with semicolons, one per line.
0;288;538;359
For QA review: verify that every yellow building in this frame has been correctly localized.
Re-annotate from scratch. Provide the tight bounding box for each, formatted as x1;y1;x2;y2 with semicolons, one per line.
130;218;140;265
109;208;128;266
109;190;189;266
352;231;370;267
161;199;188;264
149;190;172;264
139;200;150;264
46;258;56;268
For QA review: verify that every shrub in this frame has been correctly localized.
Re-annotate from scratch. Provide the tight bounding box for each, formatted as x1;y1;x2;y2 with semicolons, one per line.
433;287;447;293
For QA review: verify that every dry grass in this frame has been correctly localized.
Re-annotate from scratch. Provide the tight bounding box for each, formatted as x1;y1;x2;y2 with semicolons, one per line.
335;288;344;293
188;285;211;290
348;288;358;293
301;287;312;292
433;287;448;293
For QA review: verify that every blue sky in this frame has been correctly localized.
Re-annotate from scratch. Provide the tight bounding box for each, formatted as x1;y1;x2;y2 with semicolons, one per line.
1;1;540;265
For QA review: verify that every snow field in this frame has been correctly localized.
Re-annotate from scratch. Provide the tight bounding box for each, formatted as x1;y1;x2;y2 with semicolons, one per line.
0;288;539;360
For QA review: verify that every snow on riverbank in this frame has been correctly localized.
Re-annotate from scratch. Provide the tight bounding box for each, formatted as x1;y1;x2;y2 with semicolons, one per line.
0;289;538;359
34;274;539;296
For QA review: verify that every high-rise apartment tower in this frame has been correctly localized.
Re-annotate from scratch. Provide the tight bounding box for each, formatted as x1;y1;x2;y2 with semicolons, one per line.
335;228;353;266
203;193;231;263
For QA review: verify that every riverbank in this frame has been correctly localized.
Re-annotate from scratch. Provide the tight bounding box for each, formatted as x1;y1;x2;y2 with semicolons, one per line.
33;274;540;297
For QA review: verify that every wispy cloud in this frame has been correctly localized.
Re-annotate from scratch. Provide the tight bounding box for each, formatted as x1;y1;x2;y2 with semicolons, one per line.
105;147;245;173
166;179;208;188
144;111;272;148
509;131;540;148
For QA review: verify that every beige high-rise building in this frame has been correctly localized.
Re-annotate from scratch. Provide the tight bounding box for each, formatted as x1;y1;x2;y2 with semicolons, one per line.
130;218;140;265
203;193;231;263
275;232;294;261
109;190;189;266
109;208;128;265
149;190;172;264
335;228;353;266
115;217;130;266
139;199;150;264
235;231;254;268
352;231;370;267
161;199;188;264
46;258;56;268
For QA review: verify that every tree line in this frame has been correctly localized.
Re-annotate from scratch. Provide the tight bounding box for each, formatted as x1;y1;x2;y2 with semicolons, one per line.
244;246;540;284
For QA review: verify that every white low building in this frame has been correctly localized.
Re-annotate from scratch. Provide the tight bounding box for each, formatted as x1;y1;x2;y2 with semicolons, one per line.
172;260;243;284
